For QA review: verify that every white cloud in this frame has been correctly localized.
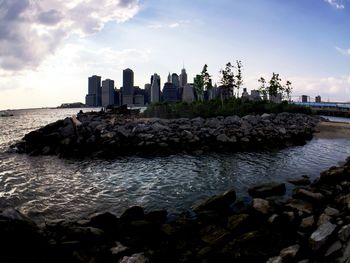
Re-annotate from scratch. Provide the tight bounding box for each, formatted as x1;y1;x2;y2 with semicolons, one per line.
0;0;140;71
336;46;350;56
324;0;345;9
148;20;190;29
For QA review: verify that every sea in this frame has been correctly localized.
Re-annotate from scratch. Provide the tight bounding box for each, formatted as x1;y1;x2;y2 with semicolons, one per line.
0;108;350;223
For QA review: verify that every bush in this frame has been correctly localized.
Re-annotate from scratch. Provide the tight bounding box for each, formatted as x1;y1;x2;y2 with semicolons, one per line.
142;99;312;119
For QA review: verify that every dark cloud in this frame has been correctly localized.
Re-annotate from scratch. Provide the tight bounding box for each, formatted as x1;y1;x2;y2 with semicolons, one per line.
0;0;140;71
38;9;63;25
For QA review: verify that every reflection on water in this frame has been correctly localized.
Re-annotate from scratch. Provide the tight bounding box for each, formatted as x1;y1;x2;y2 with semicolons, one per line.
0;109;350;222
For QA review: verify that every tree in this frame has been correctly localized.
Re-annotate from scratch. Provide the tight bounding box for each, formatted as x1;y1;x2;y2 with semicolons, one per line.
258;77;267;100
235;60;243;97
194;74;204;101
220;62;235;99
268;72;283;98
201;64;212;90
284;80;293;101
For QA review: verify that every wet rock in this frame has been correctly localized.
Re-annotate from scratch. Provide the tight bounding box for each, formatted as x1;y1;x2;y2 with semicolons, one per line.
227;214;249;232
248;183;286;198
280;244;300;259
200;225;231;246
288;176;311;186
317;213;331;226
120;206;144;222
192;189;236;212
293;189;325;203
88;212;119;231
119;253;149;263
266;256;283;263
252;198;271;214
310;221;337;250
144;210;167;223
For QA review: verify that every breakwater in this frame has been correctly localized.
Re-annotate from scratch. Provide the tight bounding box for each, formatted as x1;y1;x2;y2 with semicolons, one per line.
12;112;319;157
1;156;350;262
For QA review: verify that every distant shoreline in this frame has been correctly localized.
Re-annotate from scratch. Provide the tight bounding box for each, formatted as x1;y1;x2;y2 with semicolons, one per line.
315;121;350;139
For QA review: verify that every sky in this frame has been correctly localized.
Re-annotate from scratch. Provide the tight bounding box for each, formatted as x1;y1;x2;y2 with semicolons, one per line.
0;0;350;110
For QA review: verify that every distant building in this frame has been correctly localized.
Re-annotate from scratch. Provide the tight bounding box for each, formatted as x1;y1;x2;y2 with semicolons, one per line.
123;95;134;106
315;95;321;103
134;94;145;106
182;84;195;102
241;88;249;100
114;89;121;106
144;83;151;105
86;75;101;107
179;68;188;88
270;93;282;103
163;82;178;102
302;95;308;103
101;79;115;107
151;73;161;103
250;90;261;101
167;73;172;83
122;68;134;96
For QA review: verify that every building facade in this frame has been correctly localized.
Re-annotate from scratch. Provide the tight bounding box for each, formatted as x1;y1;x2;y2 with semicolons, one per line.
86;75;101;107
101;79;115;107
151;73;161;103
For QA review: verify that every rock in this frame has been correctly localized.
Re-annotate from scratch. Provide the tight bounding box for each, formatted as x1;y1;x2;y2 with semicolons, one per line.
227;214;249;232
287;176;311;186
300;216;314;229
216;134;230;143
88;212;119;231
120;206;144;222
324;240;342;258
324;207;340;217
110;241;129;256
285;199;313;214
192;189;236;212
248;183;286;198
261;113;271;119
280;244;300;259
252;198;271;214
293;188;325;203
338;224;350;242
266;256;283;263
119;253;149;263
317;213;331;226
200;225;231;245
144;210;167;223
310;221;337;250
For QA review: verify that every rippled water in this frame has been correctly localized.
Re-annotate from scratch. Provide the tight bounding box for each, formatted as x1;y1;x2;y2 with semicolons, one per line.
1;109;350;223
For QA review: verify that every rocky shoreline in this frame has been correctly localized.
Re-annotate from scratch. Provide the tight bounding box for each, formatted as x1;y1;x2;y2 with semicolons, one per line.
12;111;319;157
1;156;350;262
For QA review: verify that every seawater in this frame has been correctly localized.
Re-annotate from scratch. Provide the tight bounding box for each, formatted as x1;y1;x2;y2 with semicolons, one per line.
0;108;350;223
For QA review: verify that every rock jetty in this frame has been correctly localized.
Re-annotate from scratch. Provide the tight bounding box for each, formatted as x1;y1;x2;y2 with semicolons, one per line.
1;157;350;262
12;111;319;157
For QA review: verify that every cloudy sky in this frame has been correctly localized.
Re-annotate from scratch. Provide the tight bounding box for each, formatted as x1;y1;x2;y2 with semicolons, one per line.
0;0;350;109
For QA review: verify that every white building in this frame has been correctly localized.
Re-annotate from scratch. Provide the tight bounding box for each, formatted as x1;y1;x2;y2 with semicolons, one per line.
182;84;195;102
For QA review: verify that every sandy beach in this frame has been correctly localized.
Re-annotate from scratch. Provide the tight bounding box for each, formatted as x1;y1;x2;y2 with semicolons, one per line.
315;121;350;139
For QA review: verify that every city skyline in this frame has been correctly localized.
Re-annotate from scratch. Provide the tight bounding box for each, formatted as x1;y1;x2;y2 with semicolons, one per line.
1;0;350;110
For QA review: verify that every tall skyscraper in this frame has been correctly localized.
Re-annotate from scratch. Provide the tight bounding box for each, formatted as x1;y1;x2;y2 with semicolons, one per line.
122;68;134;96
86;75;101;107
151;73;161;103
171;73;180;89
101;79;115;107
179;68;188;88
162;82;178;102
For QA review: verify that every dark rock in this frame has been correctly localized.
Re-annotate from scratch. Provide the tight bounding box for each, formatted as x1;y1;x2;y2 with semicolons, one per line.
88;212;119;232
192;189;236;212
252;198;272;214
293;188;325;203
144;210;167;223
288;176;311;186
248;183;286;198
120;206;145;222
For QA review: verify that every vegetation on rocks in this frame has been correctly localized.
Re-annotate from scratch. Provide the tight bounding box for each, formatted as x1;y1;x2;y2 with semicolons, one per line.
143;99;312;119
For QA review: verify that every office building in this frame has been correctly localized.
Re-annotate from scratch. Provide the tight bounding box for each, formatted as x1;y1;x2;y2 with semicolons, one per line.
101;79;115;107
151;73;161;103
302;95;308;103
163;82;178;102
122;68;134;96
179;68;188;88
182;84;195;102
315;95;321;103
86;75;101;107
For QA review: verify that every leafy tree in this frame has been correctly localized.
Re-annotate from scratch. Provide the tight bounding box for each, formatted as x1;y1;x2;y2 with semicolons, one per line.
258;77;267;100
235;60;243;97
201;64;212;90
194;74;204;101
220;62;235;99
284;80;293;101
268;72;283;98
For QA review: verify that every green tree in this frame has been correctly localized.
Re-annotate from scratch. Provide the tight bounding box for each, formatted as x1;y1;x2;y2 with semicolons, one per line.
194;74;204;101
201;64;212;90
235;60;243;97
220;62;235;99
284;80;293;101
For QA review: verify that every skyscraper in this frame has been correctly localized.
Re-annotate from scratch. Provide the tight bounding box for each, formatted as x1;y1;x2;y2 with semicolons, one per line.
162;82;177;102
151;73;161;103
86;75;101;107
101;79;115;107
171;73;180;89
179;68;188;88
122;68;134;96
